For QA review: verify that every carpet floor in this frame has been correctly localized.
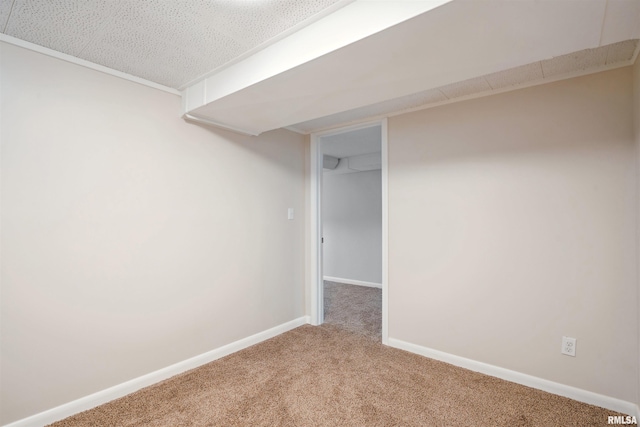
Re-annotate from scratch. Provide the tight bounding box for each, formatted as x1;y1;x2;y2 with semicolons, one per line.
50;283;623;426
323;280;382;341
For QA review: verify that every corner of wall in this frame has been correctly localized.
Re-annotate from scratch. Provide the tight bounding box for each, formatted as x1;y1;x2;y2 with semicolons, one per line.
634;55;640;409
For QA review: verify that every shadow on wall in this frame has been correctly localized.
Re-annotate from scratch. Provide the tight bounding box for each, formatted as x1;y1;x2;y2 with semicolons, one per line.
189;122;307;174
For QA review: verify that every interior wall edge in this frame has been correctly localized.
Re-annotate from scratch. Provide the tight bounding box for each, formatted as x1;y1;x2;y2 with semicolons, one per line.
633;51;640;409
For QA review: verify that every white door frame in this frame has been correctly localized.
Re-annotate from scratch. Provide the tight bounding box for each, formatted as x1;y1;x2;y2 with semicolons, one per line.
308;118;389;345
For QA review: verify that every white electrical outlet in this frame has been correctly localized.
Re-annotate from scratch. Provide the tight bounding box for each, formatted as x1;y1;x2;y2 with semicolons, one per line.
561;336;576;357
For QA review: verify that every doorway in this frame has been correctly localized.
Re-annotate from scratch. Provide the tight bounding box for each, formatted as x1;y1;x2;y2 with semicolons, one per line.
309;119;389;344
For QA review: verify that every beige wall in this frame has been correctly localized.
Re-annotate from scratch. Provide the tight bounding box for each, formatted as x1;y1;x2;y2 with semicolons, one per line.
0;43;306;424
2;38;639;425
388;67;638;403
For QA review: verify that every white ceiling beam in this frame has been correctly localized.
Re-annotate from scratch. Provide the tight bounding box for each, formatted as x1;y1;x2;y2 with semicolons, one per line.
182;0;453;134
183;0;639;136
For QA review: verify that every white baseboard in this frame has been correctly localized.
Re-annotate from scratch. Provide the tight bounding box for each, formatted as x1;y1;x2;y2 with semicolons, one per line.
323;276;382;289
4;316;310;427
388;337;639;417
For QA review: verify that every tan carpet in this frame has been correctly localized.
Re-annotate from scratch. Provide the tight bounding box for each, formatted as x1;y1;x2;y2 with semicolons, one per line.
50;324;624;426
323;280;382;341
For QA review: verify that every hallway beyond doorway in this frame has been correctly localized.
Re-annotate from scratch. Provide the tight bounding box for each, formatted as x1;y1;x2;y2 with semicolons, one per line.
323;281;382;341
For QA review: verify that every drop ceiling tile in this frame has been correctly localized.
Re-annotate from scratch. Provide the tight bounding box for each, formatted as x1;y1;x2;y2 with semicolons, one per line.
80;23;157;66
81;21;211;88
140;48;212;89
605;39;638;64
78;20;185;86
194;2;290;51
5;0;118;55
80;45;150;78
177;0;325;54
388;88;448;108
177;27;249;74
270;0;345;24
484;62;544;90
3;0;345;89
541;45;608;77
122;0;343;86
439;76;492;99
111;1;187;41
84;40;208;89
0;0;15;31
112;0;246;56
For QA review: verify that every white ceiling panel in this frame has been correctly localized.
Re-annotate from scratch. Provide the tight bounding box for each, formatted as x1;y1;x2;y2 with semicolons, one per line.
605;39;639;64
270;0;345;23
79;45;149;79
188;2;290;51
187;0;639;135
110;1;249;59
291;112;370;135
0;0;14;31
1;0;348;88
79;18;231;88
184;0;345;51
541;46;608;78
439;77;492;99
79;23;157;64
484;62;544;90
290;39;640;134
5;0;117;55
368;89;448;113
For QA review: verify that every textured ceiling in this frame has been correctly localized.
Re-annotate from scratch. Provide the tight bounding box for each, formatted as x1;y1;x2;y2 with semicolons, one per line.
290;39;640;134
0;0;347;89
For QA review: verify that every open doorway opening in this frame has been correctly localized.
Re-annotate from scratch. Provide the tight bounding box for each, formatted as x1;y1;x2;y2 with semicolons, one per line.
322;126;382;340
309;120;388;344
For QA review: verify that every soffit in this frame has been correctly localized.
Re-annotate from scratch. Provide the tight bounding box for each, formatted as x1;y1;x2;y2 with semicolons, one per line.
185;0;640;135
291;39;640;134
3;1;639;136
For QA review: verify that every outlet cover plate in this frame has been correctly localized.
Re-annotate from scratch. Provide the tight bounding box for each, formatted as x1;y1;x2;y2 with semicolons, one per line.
561;336;576;357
